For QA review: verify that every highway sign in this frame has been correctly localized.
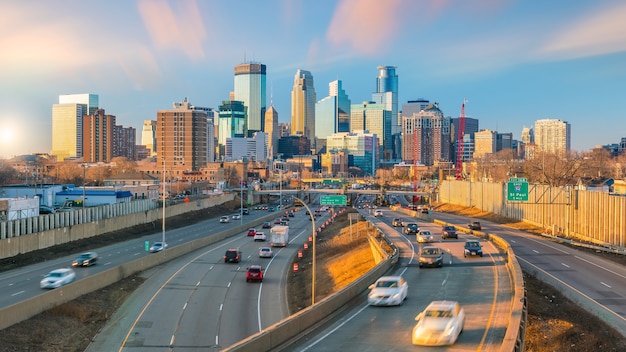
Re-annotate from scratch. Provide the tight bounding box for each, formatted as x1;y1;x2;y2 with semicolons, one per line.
507;178;529;202
320;195;347;206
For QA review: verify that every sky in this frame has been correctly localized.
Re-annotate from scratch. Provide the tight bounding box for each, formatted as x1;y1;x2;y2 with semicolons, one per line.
1;0;625;158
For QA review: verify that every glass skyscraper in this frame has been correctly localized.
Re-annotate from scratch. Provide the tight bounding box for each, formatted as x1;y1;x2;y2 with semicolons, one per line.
315;80;351;141
218;100;247;158
350;101;392;160
371;66;398;128
234;63;266;135
291;69;316;144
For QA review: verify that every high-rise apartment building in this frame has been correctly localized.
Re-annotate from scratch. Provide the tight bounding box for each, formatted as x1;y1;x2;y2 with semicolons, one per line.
534;118;571;154
264;104;279;160
217;100;246;158
115;125;137;161
234;63;266;135
473;129;497;158
51;94;98;161
141;120;157;156
326;131;379;176
291;70;316;144
401;103;450;166
82;108;116;163
315;80;351;142
157;99;208;171
351;101;392;160
521;126;534;144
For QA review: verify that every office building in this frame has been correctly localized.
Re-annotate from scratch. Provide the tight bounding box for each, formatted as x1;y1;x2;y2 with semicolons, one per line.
141;120;157;156
372;66;398;128
264;104;279;160
157;98;208;171
521;126;533;144
217;100;247;158
291;69;316;143
315;80;351;141
326;131;379;176
351;101;392;160
401;103;451;166
51;93;98;161
225;132;267;162
473;129;497;158
234;63;266;135
278;122;291;137
534;118;571;154
278;135;311;159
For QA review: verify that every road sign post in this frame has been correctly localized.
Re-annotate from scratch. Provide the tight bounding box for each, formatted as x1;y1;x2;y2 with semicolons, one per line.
507;178;529;202
320;195;347;206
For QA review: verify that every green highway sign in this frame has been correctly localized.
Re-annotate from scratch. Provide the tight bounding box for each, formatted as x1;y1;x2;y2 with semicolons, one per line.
320;195;347;206
507;178;529;202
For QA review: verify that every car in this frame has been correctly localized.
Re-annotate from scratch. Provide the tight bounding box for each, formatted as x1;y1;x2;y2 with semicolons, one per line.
259;247;273;258
274;217;282;224
219;215;230;223
412;301;465;346
464;240;483;257
367;275;408;306
374;210;383;217
247;228;257;236
288;212;295;217
224;248;242;263
442;225;458;239
421;207;430;214
39;206;56;214
149;241;168;253
392;218;403;227
246;265;264;282
40;268;76;289
253;232;266;241
242;208;249;215
419;246;444;268
416;230;434;243
468;221;482;231
72;252;98;267
262;205;268;210
232;213;241;220
254;205;262;210
262;221;272;229
268;206;275;212
405;223;419;235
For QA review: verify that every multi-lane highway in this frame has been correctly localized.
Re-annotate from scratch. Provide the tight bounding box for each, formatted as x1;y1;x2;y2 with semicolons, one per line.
282;204;513;351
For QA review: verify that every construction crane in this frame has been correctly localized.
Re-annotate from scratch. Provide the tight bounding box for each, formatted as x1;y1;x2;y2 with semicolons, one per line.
413;117;419;192
455;99;468;180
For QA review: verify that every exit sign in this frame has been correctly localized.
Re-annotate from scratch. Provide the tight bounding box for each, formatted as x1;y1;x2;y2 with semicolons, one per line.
507;178;529;202
320;195;347;206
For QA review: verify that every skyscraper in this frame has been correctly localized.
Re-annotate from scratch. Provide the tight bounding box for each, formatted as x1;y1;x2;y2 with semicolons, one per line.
291;69;316;144
351;101;392;160
264;104;278;160
534;119;571;154
51;93;98;161
234;63;266;135
217;100;246;158
141;120;157;157
401;103;450;166
315;80;351;141
83;108;116;163
157;98;208;171
372;66;398;127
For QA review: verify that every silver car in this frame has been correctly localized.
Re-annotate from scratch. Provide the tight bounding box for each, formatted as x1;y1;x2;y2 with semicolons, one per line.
40;268;76;289
412;301;465;346
416;230;433;243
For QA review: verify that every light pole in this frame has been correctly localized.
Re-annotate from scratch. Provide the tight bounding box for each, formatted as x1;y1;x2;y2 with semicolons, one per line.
82;163;87;209
162;158;166;246
293;195;317;305
240;176;243;226
279;169;283;209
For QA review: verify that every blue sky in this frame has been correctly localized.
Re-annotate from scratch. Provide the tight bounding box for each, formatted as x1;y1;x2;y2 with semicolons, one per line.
1;0;625;158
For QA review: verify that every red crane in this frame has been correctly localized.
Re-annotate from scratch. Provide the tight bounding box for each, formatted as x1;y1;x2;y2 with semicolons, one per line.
413;117;419;191
455;99;467;180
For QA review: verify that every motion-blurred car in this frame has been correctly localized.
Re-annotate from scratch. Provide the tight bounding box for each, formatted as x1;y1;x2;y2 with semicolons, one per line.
392;218;403;227
72;252;98;267
419;246;443;268
464;240;483;257
405;223;420;235
367;275;408;306
149;241;168;253
246;265;264;282
232;213;241;220
39;206;56;214
247;228;257;236
442;225;458;239
259;247;273;258
262;221;272;229
253;232;266;242
468;221;482;231
412;301;465;346
224;248;242;263
242;208;249;215
416;230;434;243
274;217;282;224
374;210;383;217
219;216;230;223
40;268;76;289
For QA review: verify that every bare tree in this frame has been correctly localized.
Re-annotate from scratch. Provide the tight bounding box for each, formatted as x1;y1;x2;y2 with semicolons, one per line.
109;157;137;176
524;151;584;186
0;159;18;185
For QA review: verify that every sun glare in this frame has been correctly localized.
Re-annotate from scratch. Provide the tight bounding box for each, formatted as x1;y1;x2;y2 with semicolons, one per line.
1;127;15;144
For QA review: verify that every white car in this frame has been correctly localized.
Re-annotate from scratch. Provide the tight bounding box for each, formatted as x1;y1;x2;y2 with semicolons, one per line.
374;210;383;217
149;241;168;253
219;215;230;223
416;230;434;243
367;275;408;306
232;213;241;220
412;301;465;346
40;268;76;289
253;232;267;242
259;247;273;258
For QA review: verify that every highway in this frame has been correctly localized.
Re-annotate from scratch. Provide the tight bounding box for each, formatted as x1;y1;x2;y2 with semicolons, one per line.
283;204;513;351
86;207;327;351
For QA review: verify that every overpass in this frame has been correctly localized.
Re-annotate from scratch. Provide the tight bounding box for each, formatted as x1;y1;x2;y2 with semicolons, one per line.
253;188;430;197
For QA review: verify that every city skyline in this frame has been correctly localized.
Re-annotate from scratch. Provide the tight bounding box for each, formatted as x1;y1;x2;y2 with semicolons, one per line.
1;0;625;158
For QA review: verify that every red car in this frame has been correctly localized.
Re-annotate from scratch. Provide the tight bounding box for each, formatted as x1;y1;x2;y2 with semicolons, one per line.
246;265;264;282
247;228;256;236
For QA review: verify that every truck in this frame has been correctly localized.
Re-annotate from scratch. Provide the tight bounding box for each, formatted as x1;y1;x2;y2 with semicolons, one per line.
270;225;289;247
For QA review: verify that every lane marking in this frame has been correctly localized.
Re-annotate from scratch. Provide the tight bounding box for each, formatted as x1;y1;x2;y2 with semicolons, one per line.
561;263;570;268
601;282;612;289
574;256;626;280
532;249;539;254
476;249;500;351
11;291;24;297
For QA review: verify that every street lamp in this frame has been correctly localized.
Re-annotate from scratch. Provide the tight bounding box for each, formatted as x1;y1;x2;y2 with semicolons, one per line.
279;169;283;209
82;163;87;209
292;195;317;305
240;177;244;226
162;158;166;247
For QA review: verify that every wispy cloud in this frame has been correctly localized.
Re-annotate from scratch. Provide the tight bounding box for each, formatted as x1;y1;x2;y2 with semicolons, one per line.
137;0;207;61
536;3;626;60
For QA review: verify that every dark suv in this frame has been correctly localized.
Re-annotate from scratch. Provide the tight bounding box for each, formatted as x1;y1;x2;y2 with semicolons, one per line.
405;223;419;235
224;248;242;263
442;225;458;239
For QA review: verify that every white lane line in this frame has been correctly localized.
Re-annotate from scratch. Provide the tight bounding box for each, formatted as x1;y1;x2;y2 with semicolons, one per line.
510;240;516;243
300;304;369;351
183;302;187;310
215;336;219;346
561;263;570;268
11;291;24;297
170;335;175;346
227;282;231;288
219;304;223;311
532;249;539;254
601;282;612;289
575;256;626;280
104;262;112;266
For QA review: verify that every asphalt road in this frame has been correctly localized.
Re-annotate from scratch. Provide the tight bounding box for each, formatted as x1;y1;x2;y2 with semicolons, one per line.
86;207;328;351
283;205;513;351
